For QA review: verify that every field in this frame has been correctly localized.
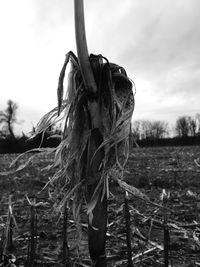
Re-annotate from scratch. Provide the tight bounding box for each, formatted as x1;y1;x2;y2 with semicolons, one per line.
0;146;200;266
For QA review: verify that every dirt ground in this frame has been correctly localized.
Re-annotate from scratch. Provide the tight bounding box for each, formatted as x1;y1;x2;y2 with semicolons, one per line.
0;146;200;266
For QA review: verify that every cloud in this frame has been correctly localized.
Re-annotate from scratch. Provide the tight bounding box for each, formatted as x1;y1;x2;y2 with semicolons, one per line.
118;0;200;73
107;0;200;123
0;0;199;134
32;0;73;29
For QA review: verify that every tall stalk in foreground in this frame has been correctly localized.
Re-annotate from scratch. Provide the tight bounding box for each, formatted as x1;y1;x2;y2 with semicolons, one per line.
34;0;134;265
74;1;107;266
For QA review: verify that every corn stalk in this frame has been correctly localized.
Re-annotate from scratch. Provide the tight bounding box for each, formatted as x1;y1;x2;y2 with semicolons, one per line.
74;1;106;266
161;189;170;267
25;0;135;265
3;196;18;255
124;191;133;267
62;201;70;266
74;0;97;95
26;197;38;267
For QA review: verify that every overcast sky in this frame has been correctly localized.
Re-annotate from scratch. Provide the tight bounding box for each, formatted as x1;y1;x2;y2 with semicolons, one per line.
0;0;200;135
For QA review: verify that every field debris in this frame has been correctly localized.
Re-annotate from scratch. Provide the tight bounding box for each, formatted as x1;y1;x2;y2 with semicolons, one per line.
1;146;200;266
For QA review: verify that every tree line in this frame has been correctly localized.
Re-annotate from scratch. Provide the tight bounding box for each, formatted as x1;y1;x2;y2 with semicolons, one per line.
132;115;200;147
0;100;200;153
132;114;200;140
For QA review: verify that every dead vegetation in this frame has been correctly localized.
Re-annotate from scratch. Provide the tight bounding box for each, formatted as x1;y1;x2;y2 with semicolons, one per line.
0;146;200;266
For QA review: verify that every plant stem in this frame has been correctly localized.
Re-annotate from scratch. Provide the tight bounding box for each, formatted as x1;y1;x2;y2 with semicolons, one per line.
74;0;97;94
162;191;169;267
164;217;169;267
124;192;133;267
4;195;14;255
8;216;13;252
29;204;36;267
63;201;70;266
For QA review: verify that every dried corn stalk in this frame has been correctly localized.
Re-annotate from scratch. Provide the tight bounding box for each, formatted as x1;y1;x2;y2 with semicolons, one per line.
35;52;136;220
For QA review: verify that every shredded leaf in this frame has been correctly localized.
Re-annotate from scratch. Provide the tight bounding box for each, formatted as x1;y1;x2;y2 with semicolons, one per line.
7;52;136;227
38;53;135;220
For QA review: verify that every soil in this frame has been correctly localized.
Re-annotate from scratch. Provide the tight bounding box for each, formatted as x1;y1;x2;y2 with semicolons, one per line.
0;146;200;266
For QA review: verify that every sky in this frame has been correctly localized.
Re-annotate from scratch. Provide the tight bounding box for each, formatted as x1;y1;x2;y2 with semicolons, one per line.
0;0;200;135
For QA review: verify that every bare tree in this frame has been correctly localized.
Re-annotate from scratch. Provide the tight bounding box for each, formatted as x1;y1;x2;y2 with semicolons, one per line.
188;116;197;136
133;120;169;140
150;121;169;139
0;100;18;139
195;113;200;135
140;120;151;139
175;116;190;137
132;120;141;140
